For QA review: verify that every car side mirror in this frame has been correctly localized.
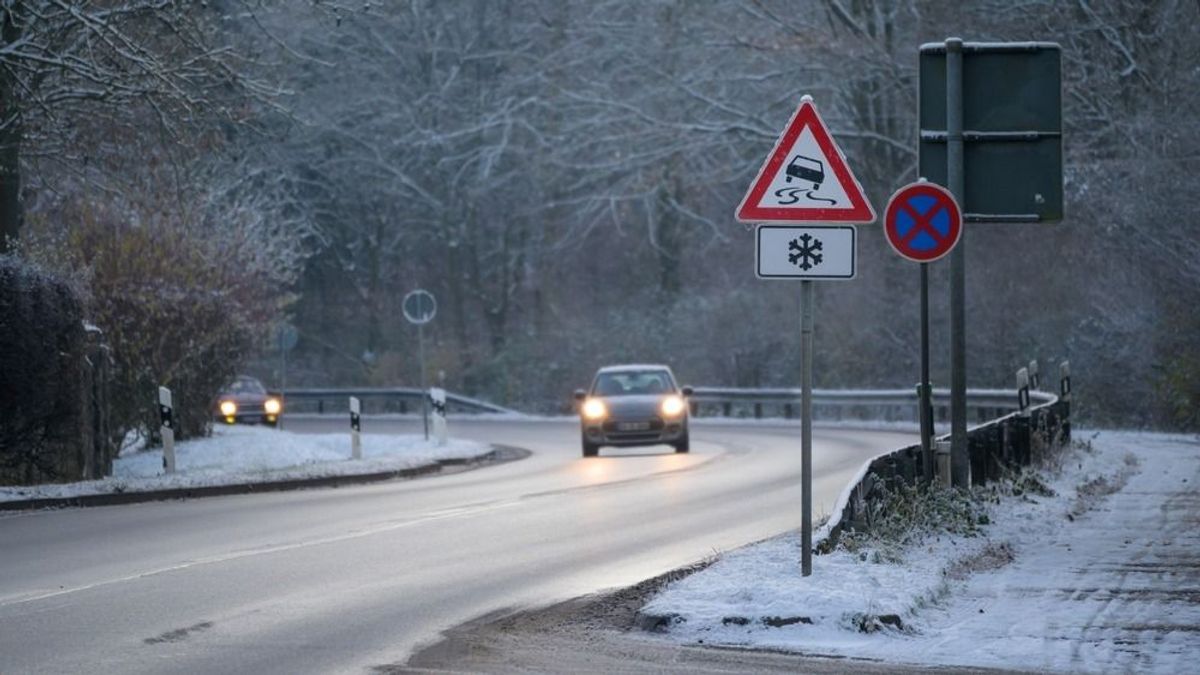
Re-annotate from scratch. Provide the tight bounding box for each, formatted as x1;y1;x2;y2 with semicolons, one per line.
573;389;587;401
681;386;694;397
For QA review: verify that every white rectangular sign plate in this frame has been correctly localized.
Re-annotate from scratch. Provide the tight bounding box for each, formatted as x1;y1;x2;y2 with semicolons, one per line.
756;225;856;280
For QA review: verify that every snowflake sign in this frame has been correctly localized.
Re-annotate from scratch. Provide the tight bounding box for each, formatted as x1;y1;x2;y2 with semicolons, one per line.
756;225;856;280
788;234;824;270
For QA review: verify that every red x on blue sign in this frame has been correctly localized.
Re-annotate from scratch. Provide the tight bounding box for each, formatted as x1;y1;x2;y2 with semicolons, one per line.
883;182;962;263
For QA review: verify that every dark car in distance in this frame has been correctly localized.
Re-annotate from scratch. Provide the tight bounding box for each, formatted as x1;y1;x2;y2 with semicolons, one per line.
574;364;693;457
214;375;282;427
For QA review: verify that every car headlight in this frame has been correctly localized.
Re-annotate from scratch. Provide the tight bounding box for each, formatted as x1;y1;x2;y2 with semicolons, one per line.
264;398;282;415
661;395;686;417
219;400;238;417
581;398;607;420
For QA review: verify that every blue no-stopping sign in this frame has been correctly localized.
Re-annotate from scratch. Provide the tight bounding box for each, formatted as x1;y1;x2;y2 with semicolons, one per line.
883;182;962;263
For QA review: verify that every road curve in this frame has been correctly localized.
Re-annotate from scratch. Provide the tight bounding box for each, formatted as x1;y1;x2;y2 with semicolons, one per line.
0;417;915;674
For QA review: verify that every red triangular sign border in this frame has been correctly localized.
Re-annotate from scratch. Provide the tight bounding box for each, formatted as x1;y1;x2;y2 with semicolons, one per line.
735;98;876;224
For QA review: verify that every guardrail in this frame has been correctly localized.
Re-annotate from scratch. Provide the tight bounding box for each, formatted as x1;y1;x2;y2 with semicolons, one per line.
280;384;1057;423
688;386;1055;424
277;388;518;416
817;360;1072;552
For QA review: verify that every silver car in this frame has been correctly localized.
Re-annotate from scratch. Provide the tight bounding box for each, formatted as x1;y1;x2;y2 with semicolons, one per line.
574;364;693;457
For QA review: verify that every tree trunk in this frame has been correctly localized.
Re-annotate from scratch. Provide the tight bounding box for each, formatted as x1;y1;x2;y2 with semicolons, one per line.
0;5;24;253
654;164;683;296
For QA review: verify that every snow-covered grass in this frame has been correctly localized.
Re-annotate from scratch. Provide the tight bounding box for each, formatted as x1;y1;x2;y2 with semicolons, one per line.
643;430;1200;673
0;424;492;503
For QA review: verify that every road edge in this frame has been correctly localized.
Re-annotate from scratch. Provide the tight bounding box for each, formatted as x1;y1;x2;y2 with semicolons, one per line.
397;555;1004;674
0;445;531;512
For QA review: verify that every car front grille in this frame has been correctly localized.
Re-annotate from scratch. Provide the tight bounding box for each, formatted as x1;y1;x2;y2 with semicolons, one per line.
602;417;664;433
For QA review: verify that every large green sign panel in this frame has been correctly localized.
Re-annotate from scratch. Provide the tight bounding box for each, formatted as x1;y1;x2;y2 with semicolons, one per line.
919;42;1063;222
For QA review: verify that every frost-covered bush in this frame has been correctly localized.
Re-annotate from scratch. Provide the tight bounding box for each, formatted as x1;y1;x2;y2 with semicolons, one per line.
0;256;87;484
26;199;279;445
838;482;992;564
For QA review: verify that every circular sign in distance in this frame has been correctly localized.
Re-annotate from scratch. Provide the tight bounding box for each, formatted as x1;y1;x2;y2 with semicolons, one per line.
277;323;299;352
883;181;963;263
402;289;437;325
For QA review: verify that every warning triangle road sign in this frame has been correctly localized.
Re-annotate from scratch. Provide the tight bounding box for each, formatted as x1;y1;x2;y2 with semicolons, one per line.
736;97;876;224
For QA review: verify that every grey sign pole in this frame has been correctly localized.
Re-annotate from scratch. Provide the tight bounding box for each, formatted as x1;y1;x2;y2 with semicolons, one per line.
800;279;814;577
276;324;298;432
919;263;933;481
279;337;287;431
946;37;970;488
402;290;437;442
737;96;873;578
419;322;428;441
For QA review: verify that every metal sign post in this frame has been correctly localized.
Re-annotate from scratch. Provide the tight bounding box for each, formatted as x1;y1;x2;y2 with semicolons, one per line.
402;289;437;441
277;324;298;431
799;280;814;576
946;38;970;489
919;263;933;481
418;323;428;440
919;38;1063;488
882;180;962;483
756;225;857;577
737;95;875;577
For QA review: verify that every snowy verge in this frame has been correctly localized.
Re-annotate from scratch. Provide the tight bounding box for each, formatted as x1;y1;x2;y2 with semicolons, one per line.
641;430;1200;673
0;424;492;504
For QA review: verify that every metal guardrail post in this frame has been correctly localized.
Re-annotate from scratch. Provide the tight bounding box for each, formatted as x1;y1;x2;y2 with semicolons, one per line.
917;382;933;482
1059;360;1071;443
935;439;952;486
1016;367;1034;464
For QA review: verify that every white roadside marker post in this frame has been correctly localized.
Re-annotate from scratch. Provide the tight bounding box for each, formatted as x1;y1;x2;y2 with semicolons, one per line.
159;386;176;474
350;396;362;460
430;387;448;447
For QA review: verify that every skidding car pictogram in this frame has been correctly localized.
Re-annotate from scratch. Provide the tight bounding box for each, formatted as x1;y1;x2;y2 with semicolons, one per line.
786;154;825;189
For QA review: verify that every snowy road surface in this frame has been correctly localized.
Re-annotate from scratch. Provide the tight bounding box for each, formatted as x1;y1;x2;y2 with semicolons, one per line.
0;417;913;673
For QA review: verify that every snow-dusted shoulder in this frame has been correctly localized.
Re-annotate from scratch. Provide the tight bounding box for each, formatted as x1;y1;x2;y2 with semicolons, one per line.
0;425;492;504
642;430;1200;674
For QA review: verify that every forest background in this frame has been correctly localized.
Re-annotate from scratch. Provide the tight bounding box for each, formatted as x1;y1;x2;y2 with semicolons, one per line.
6;0;1197;431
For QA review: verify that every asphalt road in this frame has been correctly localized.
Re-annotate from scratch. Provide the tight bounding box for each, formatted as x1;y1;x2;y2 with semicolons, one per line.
0;417;915;674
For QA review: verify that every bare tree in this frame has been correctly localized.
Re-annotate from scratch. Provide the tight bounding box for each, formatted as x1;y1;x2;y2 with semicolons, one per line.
0;0;281;252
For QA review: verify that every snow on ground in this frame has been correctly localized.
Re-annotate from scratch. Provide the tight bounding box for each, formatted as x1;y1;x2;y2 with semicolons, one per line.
0;424;491;503
643;430;1200;673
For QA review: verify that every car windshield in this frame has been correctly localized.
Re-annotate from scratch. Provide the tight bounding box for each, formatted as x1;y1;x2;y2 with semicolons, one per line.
227;378;266;395
593;370;674;396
